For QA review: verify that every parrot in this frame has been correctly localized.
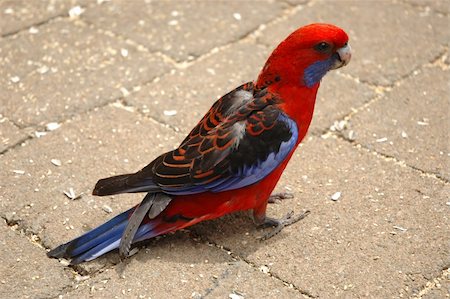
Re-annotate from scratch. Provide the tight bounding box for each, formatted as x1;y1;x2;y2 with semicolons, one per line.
47;23;351;264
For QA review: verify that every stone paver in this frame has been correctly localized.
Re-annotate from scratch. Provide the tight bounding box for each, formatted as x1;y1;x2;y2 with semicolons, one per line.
193;136;449;298
345;66;449;180
259;0;449;86
0;18;170;127
0;117;29;153
83;0;286;61
64;233;300;298
0;105;182;258
0;224;73;298
405;0;450;14
0;0;85;36
0;1;448;298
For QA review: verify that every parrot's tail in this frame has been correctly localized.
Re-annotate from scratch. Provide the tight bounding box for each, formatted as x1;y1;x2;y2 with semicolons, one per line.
47;207;164;265
92;173;160;196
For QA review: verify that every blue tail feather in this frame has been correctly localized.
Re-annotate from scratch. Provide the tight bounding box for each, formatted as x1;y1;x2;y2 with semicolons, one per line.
47;208;134;264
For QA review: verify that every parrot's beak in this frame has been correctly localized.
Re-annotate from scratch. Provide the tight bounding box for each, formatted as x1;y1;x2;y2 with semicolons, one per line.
331;43;352;69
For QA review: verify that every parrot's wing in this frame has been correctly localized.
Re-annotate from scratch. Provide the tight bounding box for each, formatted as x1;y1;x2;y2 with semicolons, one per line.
93;83;298;196
149;87;298;195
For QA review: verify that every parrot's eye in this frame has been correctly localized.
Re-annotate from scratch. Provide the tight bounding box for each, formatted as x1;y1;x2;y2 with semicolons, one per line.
314;42;331;53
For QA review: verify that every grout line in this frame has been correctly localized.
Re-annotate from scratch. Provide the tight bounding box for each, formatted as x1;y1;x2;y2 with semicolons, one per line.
313;47;450;185
193;233;316;298
0;2;100;39
1;15;65;38
331;133;449;185
0;134;33;155
80;0;310;69
1;0;324;154
412;267;450;299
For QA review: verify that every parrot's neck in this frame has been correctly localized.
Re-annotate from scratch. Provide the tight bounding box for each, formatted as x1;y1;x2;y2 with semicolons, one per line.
272;83;320;145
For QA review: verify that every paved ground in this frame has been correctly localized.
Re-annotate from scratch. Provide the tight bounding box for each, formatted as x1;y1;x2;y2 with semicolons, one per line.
0;0;449;298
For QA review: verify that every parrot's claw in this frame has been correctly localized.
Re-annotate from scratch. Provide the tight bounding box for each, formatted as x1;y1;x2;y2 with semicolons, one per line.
259;210;310;240
268;192;294;203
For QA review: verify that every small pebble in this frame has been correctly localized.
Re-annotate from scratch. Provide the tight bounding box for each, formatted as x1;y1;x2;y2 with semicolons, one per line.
120;87;130;97
29;27;39;34
51;159;62;166
10;76;20;83
163;110;177;116
46;122;61;131
68;6;85;18
102;205;113;214
347;130;355;141
59;259;70;266
120;48;128;57
37;65;49;74
233;13;242;21
35;131;46;137
331;192;341;201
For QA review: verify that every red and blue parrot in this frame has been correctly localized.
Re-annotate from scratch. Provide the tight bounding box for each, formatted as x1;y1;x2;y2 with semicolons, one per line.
48;23;351;264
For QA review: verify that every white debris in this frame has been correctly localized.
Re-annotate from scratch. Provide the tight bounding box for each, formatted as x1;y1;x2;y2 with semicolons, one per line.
376;137;387;143
120;48;129;57
4;8;14;14
417;118;429;126
102;205;113;214
37;65;49;74
446;202;450;206
168;20;178;26
330;120;348;132
120;87;130;97
233;13;242;21
59;259;70;266
259;265;270;274
393;225;407;232
163;110;177;116
51;159;62;166
35;131;47;138
68;6;85;18
10;76;20;83
401;131;408;138
46;122;61;131
229;293;244;299
75;275;90;282
331;192;341;201
13;170;25;175
29;27;39;34
348;130;355;141
63;188;76;200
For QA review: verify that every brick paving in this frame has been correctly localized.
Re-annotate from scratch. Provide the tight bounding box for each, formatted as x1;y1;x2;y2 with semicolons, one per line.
0;1;448;298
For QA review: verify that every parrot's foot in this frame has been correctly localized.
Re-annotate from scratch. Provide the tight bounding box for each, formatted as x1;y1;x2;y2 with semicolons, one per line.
259;210;310;240
268;192;294;203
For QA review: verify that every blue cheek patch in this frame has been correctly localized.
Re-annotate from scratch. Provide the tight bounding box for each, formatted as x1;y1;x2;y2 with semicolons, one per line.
303;56;335;87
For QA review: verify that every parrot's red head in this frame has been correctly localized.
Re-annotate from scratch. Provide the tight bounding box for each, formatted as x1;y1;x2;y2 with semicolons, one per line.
256;23;351;89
